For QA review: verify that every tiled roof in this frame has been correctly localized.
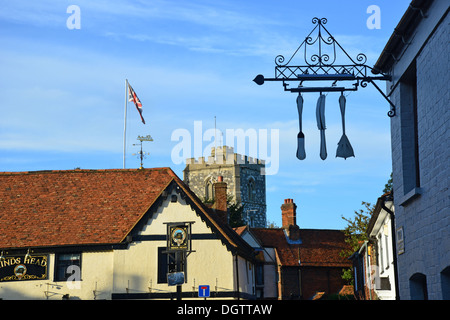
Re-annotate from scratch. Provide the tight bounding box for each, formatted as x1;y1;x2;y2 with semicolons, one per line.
0;168;253;256
251;228;351;268
0;168;175;249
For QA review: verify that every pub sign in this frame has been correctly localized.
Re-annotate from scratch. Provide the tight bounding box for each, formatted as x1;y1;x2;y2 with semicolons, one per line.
0;255;48;282
166;223;192;252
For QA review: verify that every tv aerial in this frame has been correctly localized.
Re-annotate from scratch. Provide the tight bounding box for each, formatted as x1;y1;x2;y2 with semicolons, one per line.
132;135;153;169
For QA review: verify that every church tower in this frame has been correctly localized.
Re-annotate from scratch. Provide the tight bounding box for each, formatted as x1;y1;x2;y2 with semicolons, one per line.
183;146;267;228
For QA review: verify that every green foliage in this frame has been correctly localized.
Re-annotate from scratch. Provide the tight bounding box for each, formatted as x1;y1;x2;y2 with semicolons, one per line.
341;268;354;285
228;201;245;228
383;172;393;194
340;201;374;285
339;173;393;284
341;201;374;257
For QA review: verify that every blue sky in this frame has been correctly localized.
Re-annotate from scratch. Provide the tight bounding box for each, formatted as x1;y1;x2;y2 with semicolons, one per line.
0;0;411;229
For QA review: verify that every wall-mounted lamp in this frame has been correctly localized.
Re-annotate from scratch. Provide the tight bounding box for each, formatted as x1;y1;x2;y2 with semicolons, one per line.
0;251;5;261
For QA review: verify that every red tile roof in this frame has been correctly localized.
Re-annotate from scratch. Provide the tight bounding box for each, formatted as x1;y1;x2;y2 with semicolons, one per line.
0;168;253;255
251;228;351;268
0;168;175;249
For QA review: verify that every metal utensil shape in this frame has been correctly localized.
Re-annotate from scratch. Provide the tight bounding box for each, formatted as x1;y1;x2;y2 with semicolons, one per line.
296;94;306;160
336;93;355;159
316;94;327;160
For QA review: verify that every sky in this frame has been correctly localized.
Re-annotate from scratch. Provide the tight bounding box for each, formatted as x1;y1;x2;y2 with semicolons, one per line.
0;0;411;230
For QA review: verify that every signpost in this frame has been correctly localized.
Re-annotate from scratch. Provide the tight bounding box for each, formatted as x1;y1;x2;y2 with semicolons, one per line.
198;285;210;299
164;222;195;300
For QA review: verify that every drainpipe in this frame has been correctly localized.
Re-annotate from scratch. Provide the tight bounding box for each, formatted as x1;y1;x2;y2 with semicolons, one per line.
381;199;400;300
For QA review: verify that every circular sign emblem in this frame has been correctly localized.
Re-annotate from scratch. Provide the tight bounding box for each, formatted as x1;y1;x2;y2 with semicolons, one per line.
171;227;187;247
14;264;27;280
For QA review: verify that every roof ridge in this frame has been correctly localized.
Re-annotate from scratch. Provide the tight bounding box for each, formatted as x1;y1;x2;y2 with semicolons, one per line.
0;167;174;175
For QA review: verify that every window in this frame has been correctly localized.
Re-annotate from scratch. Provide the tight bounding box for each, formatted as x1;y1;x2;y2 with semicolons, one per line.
399;61;420;198
440;266;450;300
54;253;81;281
410;273;428;300
248;178;255;201
378;235;384;273
256;263;264;286
384;225;390;269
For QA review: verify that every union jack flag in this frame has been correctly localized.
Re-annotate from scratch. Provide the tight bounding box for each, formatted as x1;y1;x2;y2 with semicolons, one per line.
128;83;145;124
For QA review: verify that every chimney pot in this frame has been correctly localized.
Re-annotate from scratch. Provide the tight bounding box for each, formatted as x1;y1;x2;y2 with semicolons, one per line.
213;179;228;224
281;198;297;229
281;198;300;240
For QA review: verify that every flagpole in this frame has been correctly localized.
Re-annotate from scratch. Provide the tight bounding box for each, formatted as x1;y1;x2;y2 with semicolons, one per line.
123;79;128;169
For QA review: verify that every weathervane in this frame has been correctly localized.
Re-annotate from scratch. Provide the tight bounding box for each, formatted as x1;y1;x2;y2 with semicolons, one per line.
253;17;395;160
132;135;153;169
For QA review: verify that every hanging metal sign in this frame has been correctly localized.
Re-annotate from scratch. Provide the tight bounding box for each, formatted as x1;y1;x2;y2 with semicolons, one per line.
253;17;394;116
166;222;194;252
0;255;48;282
170;225;189;250
253;17;396;161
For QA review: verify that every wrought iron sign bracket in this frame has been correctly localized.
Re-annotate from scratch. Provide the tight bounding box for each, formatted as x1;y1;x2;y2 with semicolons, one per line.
253;17;396;117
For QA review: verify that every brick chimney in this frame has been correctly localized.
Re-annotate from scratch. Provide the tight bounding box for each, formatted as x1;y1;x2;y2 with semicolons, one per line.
281;198;300;241
213;176;228;224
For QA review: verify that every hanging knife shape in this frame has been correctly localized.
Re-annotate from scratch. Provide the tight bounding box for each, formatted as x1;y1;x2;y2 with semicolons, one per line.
336;93;355;159
316;94;327;160
296;94;306;160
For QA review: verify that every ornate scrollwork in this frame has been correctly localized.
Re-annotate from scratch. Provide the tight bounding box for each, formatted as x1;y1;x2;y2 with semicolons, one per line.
323;35;334;45
360;79;370;88
305;36;315;45
356;53;367;65
275;55;286;66
261;17;395;117
312;17;327;25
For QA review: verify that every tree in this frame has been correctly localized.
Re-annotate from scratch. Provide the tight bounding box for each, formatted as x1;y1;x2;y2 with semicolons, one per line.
383;172;393;193
340;201;374;284
228;200;245;228
339;173;393;284
341;201;374;255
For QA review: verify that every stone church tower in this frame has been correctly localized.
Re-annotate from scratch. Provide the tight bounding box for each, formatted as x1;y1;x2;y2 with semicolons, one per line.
183;146;267;228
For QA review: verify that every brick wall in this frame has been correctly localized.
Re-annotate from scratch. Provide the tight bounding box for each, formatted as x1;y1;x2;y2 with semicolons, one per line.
390;11;449;299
